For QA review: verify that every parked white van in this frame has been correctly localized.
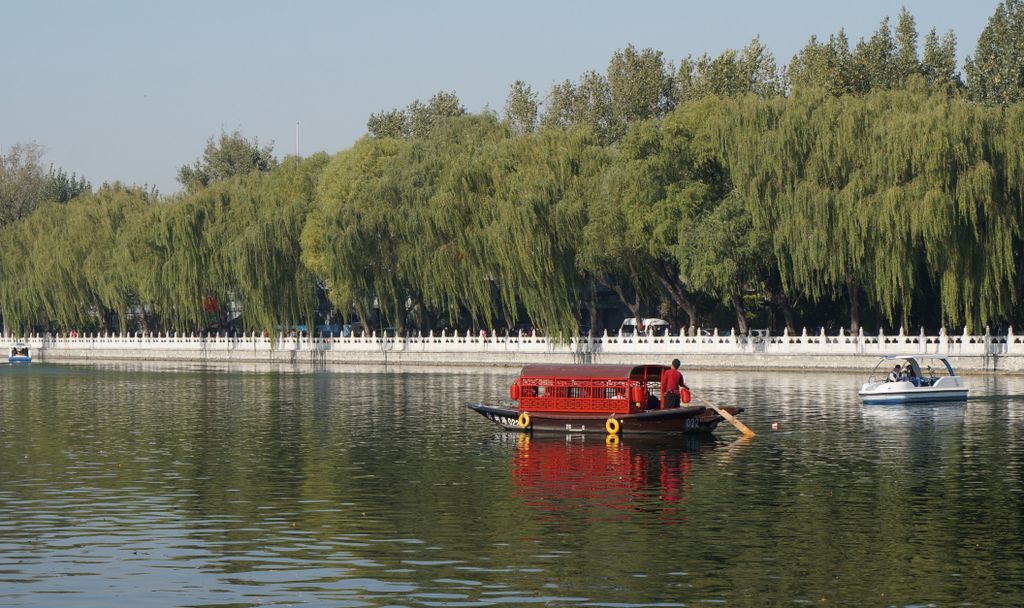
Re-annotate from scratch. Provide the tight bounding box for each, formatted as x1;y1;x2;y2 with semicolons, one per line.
618;317;670;336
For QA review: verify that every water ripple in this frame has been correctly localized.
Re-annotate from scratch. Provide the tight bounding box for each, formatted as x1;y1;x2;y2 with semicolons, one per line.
2;364;1024;605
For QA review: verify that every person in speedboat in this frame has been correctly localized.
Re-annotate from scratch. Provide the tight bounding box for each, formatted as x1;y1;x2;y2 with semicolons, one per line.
895;363;920;386
887;364;902;382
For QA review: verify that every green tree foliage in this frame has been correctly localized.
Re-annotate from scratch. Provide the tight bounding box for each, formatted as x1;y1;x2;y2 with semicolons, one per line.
308;116;595;336
852;16;899;90
0;143;91;227
922;28;960;87
43;167;91;203
302;137;409;329
367;91;467;139
677;38;782;101
966;0;1024;104
541;71;620;143
790;12;959;95
789;31;859;95
177;130;277;194
539;45;675;145
504;80;539;136
719;86;1023;332
662;100;771;335
0;185;148;333
7;5;1024;338
606;44;676;121
0;143;48;226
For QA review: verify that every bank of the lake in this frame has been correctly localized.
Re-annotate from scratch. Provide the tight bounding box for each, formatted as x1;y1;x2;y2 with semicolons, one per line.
9;327;1024;373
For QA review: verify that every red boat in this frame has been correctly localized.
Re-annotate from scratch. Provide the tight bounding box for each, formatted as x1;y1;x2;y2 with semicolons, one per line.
468;363;743;436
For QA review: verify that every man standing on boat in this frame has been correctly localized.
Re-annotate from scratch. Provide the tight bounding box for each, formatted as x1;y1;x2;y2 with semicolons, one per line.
661;359;687;409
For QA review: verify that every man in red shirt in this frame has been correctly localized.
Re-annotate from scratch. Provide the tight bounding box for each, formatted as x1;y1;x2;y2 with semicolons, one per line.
660;358;687;409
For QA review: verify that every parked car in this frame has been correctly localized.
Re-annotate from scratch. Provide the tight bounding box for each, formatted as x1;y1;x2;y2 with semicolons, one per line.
618;318;670;336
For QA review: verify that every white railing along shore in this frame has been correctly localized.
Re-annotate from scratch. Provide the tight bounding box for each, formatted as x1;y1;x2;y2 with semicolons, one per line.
5;326;1022;357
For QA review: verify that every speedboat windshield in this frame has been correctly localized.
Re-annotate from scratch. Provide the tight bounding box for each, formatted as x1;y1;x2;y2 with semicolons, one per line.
869;356;956;383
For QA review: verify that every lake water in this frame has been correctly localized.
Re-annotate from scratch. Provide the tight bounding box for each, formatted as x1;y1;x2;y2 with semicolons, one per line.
1;362;1023;607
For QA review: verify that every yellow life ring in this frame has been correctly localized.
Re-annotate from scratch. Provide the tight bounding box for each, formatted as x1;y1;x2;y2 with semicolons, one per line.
517;411;531;430
605;417;621;435
605;433;621;446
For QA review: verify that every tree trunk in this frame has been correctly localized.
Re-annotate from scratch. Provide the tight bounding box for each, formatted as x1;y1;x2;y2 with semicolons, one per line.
846;275;860;335
411;297;427;334
780;300;796;335
768;289;796;335
587;278;599;336
610;284;642;332
353;301;370;335
680;299;698;336
653;259;698;335
731;288;749;336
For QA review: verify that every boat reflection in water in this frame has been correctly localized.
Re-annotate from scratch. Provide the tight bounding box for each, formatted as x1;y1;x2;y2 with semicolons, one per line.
860;399;968;428
510;433;722;522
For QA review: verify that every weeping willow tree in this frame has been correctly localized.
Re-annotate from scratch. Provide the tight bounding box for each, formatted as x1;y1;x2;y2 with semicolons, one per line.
110;192;225;331
658;101;772;335
576;121;680;329
213;154;329;334
302;137;410;331
5;156;324;339
0;185;150;333
402;117;595;336
717;84;1023;332
578;111;760;335
307;115;597;337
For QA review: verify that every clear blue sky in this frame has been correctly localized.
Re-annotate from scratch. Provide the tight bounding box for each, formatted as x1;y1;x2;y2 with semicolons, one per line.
2;0;996;194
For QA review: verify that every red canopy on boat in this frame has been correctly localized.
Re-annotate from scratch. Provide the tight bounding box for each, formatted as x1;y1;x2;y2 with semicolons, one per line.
519;363;667;380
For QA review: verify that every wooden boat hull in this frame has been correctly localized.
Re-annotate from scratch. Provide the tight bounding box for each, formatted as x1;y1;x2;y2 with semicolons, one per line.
467;402;741;435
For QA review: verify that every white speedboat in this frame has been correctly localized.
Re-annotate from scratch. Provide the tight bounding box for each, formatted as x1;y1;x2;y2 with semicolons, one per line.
8;343;31;364
859;355;968;404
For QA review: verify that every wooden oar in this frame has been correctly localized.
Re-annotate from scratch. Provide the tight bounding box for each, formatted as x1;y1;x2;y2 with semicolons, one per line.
693;392;756;438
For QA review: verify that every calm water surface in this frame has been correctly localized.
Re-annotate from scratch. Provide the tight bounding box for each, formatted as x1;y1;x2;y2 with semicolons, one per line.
1;362;1023;607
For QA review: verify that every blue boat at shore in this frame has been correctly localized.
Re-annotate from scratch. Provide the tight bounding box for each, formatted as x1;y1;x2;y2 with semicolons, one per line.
858;355;968;404
8;343;31;364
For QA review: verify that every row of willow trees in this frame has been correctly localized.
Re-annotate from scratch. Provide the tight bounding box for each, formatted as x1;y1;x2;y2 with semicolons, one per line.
2;3;1024;337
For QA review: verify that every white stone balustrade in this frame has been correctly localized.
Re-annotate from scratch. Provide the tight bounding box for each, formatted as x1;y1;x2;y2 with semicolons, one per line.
4;326;1023;372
